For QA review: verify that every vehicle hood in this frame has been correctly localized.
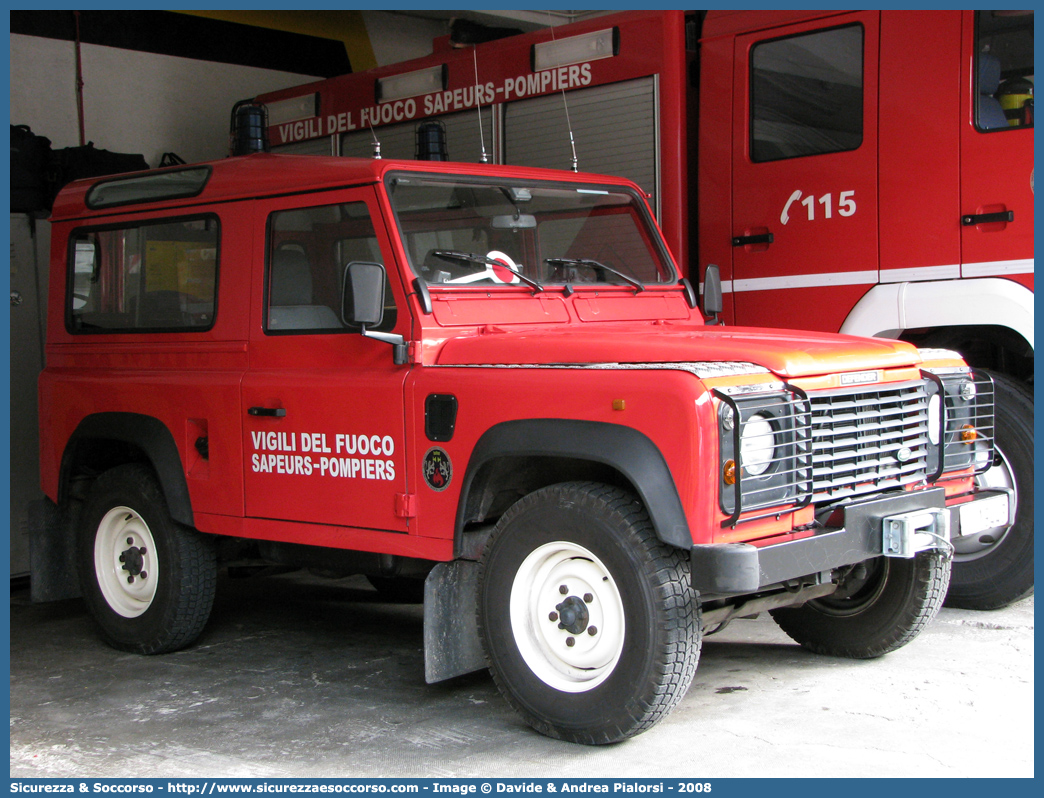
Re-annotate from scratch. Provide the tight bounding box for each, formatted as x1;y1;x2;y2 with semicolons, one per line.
433;324;922;379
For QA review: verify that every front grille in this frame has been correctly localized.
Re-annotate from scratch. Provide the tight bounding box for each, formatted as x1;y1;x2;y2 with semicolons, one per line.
808;381;929;503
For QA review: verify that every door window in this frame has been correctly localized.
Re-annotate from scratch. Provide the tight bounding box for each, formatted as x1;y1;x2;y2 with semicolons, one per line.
265;202;396;333
750;25;864;162
974;10;1034;132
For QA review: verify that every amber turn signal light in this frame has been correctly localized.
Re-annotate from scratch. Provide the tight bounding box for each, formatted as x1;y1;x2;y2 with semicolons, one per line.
723;459;737;485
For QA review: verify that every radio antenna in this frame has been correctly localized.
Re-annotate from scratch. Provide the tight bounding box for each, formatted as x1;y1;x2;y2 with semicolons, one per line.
472;47;489;163
368;121;382;159
547;13;578;172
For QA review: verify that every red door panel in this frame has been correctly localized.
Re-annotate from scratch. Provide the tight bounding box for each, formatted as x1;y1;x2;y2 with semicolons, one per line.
730;12;880;334
241;187;412;533
959;10;1035;289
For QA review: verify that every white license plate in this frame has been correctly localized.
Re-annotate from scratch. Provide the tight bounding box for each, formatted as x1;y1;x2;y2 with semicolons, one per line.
958;494;1010;537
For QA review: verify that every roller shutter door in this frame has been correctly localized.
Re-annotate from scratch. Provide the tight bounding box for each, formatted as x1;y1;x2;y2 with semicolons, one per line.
504;77;658;216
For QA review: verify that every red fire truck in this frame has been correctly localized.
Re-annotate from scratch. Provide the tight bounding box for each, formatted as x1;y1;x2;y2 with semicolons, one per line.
252;9;1034;610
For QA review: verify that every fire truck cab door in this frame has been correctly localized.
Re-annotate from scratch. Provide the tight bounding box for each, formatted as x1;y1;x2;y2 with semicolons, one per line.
730;12;880;333
959;10;1035;287
241;187;411;533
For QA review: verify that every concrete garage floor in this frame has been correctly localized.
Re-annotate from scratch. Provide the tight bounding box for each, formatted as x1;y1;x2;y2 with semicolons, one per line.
10;571;1034;779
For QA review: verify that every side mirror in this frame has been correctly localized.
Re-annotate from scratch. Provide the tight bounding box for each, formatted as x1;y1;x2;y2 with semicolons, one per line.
702;263;723;324
341;261;409;365
342;261;386;328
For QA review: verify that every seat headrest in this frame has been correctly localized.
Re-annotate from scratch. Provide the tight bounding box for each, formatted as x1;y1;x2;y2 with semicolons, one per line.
270;249;313;306
979;53;1002;96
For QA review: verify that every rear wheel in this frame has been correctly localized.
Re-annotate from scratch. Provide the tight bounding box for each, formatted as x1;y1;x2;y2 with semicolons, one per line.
77;464;216;654
478;482;701;744
946;371;1033;610
770;551;950;659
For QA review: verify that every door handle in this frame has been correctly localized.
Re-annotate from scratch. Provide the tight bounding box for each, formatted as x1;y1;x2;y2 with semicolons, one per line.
962;211;1013;226
248;406;286;417
732;232;774;247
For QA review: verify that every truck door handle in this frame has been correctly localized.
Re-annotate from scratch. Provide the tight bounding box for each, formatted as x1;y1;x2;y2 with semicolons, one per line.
248;406;287;417
732;233;774;247
962;211;1014;226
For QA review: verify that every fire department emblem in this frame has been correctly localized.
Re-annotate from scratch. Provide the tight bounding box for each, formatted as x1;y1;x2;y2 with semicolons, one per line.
423;447;452;492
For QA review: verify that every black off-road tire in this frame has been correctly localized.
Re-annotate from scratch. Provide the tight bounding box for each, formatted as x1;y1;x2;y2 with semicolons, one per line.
770;552;950;659
77;464;217;654
946;371;1034;610
477;482;701;745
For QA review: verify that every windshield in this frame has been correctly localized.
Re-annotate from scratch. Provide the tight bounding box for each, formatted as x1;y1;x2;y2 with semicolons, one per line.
385;173;676;290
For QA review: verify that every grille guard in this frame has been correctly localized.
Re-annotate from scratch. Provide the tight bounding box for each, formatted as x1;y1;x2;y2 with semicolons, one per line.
715;372;996;527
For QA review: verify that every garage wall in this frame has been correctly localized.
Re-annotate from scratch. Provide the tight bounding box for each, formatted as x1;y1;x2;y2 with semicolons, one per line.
362;11;446;68
9;33;319;165
10;14;449;165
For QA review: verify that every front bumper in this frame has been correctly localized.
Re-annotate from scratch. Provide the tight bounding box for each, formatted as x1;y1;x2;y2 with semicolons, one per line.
690;488;1010;595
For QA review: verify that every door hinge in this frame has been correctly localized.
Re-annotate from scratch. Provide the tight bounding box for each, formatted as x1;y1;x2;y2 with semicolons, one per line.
408;341;423;364
395;493;418;518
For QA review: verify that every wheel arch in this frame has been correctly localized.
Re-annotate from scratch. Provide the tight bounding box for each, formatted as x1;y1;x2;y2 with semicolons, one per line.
840;278;1034;382
59;412;193;527
455;419;691;553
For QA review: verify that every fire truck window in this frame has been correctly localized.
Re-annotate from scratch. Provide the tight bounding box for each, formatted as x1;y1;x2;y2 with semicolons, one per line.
266;202;396;334
66;216;218;333
975;11;1034;132
750;25;864;162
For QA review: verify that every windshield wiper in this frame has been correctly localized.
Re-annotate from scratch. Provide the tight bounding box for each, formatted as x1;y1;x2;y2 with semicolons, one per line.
432;250;544;294
544;257;645;294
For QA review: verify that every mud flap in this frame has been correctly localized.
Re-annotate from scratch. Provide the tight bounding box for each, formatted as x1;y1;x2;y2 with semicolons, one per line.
423;560;486;683
29;497;82;603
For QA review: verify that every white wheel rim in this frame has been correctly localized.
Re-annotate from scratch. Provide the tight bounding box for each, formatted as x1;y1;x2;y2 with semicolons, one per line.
509;541;625;693
94;506;158;618
954;444;1018;561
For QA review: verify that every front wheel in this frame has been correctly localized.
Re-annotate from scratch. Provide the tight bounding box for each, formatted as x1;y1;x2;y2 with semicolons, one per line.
478;482;701;745
77;464;217;654
770;551;950;659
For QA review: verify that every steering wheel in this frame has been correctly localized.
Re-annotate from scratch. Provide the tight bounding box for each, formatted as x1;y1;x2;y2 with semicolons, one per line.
445;250;522;285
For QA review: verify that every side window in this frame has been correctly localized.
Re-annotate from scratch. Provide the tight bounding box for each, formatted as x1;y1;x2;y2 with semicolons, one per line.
266;201;396;334
975;10;1034;132
750;25;864;162
67;216;218;333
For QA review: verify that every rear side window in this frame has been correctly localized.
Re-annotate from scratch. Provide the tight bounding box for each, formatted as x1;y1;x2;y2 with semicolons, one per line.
750;25;864;162
67;215;219;333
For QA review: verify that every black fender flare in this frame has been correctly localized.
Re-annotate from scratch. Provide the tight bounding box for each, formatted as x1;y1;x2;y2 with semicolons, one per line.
60;412;193;527
455;419;691;550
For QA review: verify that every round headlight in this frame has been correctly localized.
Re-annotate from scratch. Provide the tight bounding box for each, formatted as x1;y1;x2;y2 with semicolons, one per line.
927;394;942;446
740;413;775;476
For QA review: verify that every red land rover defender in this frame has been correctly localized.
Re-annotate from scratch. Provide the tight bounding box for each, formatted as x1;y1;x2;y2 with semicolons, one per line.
37;155;1006;743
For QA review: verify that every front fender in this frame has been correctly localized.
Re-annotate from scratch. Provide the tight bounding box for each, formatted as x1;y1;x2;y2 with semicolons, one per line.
456;419;691;550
